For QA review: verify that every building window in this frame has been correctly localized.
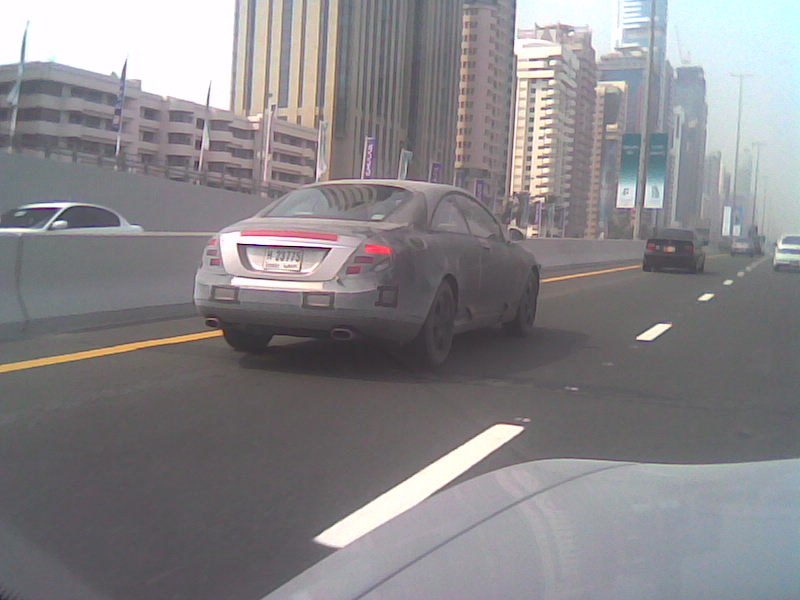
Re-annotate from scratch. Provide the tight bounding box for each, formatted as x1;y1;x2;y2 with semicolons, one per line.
17;108;60;123
209;120;230;131
231;147;254;159
167;155;190;167
168;133;193;145
21;80;63;96
141;107;160;120
140;130;156;143
231;128;254;140
209;141;229;151
168;111;193;124
84;116;102;129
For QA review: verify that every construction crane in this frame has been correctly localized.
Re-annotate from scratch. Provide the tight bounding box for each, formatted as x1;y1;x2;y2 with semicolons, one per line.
675;26;692;66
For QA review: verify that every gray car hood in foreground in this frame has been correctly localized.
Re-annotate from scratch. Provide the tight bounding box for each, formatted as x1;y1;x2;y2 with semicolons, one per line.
265;458;800;600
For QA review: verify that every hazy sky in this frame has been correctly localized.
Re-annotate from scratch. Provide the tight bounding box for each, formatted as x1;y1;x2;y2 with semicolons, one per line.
1;0;797;236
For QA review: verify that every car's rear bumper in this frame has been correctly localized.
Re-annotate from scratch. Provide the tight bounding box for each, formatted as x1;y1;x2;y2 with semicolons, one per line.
643;253;698;270
774;257;800;270
194;271;423;343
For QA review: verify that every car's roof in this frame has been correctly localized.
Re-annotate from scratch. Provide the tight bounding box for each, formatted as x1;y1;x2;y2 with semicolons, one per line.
308;179;465;195
779;233;800;241
14;201;114;211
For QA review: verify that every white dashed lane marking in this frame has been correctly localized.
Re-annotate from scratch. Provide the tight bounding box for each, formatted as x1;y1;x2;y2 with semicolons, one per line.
698;293;715;302
313;423;525;549
636;323;673;342
724;279;734;286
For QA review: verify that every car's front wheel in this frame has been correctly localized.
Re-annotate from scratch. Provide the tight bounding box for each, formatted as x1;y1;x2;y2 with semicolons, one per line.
411;281;456;367
503;270;539;337
222;327;273;353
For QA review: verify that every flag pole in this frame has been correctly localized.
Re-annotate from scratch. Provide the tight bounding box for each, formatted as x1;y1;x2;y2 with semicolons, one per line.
198;81;211;175
113;57;128;164
7;21;28;154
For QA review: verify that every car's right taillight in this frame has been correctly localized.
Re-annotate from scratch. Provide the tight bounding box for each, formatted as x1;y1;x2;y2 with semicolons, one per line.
646;242;657;251
343;242;394;276
684;243;695;255
204;236;223;268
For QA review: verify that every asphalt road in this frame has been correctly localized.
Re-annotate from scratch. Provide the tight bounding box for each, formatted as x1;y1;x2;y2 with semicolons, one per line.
0;254;798;600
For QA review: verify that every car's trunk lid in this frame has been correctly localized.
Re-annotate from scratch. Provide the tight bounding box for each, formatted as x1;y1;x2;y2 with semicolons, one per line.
219;217;404;281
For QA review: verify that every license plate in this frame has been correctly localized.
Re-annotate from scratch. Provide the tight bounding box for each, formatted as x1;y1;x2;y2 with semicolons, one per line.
664;246;676;253
263;247;303;272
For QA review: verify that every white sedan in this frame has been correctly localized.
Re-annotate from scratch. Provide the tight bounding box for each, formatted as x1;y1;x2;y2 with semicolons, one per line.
773;233;800;271
0;202;143;233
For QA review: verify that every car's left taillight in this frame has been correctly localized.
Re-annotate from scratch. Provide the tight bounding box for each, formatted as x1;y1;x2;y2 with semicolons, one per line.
204;236;223;269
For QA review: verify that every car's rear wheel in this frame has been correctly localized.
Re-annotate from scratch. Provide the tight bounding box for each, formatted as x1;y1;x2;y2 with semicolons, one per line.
503;270;539;337
698;257;705;273
643;261;652;272
411;281;456;367
222;327;273;353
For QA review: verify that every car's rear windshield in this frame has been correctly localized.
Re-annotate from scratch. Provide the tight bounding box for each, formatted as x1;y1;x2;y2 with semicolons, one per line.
781;236;800;245
649;229;694;241
260;185;415;222
0;207;59;229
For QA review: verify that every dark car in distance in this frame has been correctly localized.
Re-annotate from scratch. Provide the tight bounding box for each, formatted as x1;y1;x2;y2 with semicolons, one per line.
643;228;707;273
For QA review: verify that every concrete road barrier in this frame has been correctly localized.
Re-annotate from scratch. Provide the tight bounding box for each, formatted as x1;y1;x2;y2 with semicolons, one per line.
522;238;645;269
0;234;26;336
0;234;644;339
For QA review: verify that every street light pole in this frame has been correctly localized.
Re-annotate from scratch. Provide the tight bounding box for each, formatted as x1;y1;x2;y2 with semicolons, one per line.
729;72;753;237
632;0;658;240
750;141;764;235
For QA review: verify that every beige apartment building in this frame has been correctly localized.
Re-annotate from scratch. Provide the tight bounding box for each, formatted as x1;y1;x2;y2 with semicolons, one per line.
587;80;629;238
231;0;462;183
0;61;317;196
455;0;515;205
509;34;579;236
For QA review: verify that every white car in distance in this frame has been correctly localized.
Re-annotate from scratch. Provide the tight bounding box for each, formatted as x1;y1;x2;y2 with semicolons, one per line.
773;233;800;271
0;202;143;233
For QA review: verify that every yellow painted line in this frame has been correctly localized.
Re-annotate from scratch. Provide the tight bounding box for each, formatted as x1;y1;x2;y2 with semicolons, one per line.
2;262;644;375
0;330;222;375
542;264;640;283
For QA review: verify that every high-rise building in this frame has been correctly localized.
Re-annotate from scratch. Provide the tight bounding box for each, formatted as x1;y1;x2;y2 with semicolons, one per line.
701;151;723;240
510;25;596;237
231;0;463;183
588;81;629;238
455;0;515;206
509;34;577;237
671;65;707;227
616;0;668;67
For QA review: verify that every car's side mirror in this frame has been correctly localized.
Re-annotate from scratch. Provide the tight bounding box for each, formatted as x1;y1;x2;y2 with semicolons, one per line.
50;220;69;231
509;228;525;242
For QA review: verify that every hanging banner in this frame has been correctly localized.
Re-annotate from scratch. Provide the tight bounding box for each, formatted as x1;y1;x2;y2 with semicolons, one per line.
361;136;377;178
644;133;668;209
722;205;732;237
315;120;330;181
616;133;641;209
429;161;443;183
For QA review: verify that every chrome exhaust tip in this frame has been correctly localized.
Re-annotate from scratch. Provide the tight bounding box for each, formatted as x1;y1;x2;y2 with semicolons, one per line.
330;327;355;341
205;317;221;329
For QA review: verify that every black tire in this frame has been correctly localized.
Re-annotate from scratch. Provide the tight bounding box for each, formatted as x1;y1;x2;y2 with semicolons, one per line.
503;270;540;338
411;281;456;367
222;327;273;353
773;264;780;272
643;262;652;272
698;258;705;273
